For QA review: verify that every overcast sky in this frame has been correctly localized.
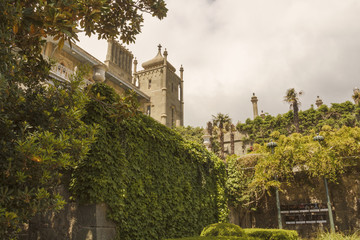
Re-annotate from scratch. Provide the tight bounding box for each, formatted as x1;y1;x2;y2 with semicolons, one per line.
77;0;360;127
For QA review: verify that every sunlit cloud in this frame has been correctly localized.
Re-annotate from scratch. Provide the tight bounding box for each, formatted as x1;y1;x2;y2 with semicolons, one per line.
78;0;360;126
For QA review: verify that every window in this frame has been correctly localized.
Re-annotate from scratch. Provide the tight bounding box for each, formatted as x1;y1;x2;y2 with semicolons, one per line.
148;79;151;89
178;84;181;101
146;105;151;116
171;107;175;127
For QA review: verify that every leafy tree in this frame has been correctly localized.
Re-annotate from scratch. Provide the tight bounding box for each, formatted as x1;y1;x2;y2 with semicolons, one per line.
9;0;167;47
173;126;205;145
1;0;168;238
212;113;232;159
0;67;97;238
226;154;265;221
352;88;360;105
284;88;303;132
226;126;360;210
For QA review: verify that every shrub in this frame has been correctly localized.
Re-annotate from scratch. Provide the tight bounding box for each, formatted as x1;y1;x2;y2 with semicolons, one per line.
165;237;259;240
244;228;299;240
201;223;245;237
315;231;360;240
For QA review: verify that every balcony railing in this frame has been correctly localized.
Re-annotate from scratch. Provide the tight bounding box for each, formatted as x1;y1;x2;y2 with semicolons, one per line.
50;62;73;81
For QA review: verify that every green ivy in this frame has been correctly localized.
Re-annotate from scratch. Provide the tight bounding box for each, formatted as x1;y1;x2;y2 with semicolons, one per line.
70;83;228;240
237;102;360;144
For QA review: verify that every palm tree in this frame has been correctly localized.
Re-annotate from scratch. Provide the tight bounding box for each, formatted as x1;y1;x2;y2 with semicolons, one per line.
284;88;303;132
352;87;360;105
212;113;232;160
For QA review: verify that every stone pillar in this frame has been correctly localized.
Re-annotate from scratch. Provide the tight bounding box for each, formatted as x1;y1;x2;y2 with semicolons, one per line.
180;65;184;126
93;64;107;82
251;93;259;119
161;45;168;126
106;40;113;62
132;58;138;85
202;135;211;151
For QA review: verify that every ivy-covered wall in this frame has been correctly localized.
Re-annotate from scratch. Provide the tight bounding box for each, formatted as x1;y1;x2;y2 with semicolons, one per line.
71;84;228;240
237;101;360;144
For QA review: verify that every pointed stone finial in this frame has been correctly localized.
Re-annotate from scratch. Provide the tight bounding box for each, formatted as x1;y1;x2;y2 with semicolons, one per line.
315;96;323;108
158;44;162;53
163;48;168;57
180;65;184;72
133;57;138;74
260;110;265;119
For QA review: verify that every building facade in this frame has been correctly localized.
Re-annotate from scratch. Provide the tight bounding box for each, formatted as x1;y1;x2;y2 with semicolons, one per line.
43;38;184;128
134;45;184;127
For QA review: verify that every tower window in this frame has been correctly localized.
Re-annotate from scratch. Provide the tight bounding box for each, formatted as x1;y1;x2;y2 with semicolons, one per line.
178;84;181;101
148;79;151;89
171;107;175;128
146;105;151;116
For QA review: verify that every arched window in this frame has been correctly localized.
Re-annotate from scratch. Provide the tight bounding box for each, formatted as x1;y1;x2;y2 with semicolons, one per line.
178;84;181;101
135;78;140;87
148;79;151;89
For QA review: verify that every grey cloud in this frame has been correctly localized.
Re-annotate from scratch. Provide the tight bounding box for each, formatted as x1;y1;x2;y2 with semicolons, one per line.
78;0;360;127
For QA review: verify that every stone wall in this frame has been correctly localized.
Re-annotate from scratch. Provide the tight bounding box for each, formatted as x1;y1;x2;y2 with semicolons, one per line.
20;185;116;240
230;167;360;238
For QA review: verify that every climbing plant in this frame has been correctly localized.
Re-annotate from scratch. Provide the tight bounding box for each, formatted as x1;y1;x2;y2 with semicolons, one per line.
71;83;228;240
226;126;360;209
237;101;360;144
173;126;205;145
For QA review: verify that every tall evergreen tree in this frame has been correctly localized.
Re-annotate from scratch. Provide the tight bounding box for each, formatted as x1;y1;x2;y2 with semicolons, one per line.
284;88;303;132
212;113;232;159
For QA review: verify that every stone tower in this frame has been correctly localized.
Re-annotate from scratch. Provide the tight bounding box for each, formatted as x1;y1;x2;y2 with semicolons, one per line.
251;93;259;119
134;45;184;128
105;40;133;83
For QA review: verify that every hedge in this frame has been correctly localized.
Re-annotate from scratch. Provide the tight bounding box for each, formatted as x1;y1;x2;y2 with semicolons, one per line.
244;228;299;240
164;237;260;240
200;223;245;237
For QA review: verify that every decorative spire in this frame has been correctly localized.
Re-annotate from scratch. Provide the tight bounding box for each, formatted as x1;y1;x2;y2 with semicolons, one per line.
158;44;162;53
179;65;184;80
260;110;265;119
315;96;323;108
163;48;168;65
133;57;138;73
